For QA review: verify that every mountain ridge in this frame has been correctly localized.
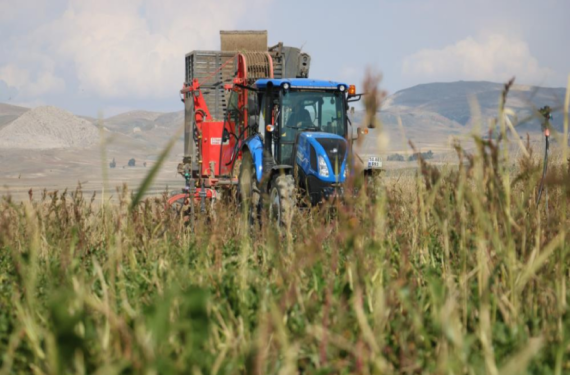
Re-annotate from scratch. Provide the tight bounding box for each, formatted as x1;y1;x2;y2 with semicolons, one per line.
381;81;566;131
1;80;566;154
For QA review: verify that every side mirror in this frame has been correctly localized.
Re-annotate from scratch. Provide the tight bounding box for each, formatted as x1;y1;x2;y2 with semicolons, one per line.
353;127;368;141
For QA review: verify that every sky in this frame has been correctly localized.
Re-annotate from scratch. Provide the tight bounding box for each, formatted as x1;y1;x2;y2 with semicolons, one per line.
0;0;568;117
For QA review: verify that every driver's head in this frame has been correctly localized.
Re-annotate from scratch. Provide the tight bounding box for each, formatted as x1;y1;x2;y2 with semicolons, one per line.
293;101;304;113
286;99;311;127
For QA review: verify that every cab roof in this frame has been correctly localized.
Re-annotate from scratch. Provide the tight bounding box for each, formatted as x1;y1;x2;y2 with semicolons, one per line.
254;78;347;90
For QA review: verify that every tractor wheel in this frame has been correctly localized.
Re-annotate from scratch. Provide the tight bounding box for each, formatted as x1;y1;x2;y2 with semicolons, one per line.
268;174;296;230
237;152;260;224
167;194;191;223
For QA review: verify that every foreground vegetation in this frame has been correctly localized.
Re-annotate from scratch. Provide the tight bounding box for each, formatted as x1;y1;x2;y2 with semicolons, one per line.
1;83;570;374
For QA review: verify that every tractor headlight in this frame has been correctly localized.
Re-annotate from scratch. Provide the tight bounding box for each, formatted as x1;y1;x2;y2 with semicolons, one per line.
318;155;330;177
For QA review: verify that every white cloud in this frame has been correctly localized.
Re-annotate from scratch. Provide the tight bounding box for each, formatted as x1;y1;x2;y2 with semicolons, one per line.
0;63;65;97
402;34;554;86
0;65;30;88
0;0;52;22
0;80;19;102
1;0;269;101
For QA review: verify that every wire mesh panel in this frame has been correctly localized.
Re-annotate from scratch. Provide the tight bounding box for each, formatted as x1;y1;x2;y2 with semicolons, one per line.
185;51;237;121
184;47;310;121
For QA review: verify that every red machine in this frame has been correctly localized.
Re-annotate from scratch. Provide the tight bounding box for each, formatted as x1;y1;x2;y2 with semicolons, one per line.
167;31;310;214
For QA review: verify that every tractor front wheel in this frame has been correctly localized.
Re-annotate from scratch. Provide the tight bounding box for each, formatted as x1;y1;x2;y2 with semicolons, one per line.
268;174;296;230
238;152;260;225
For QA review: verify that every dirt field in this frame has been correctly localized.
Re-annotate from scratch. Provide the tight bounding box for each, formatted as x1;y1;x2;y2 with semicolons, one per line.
0;102;548;203
0;141;185;202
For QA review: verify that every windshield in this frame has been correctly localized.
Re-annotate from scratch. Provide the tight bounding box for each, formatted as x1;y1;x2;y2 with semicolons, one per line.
280;90;346;137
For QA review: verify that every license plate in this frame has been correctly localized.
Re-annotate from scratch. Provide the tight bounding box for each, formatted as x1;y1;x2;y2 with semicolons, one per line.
368;156;382;168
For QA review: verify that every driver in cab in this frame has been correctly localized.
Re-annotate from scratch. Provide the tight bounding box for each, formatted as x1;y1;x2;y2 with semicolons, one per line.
286;102;312;128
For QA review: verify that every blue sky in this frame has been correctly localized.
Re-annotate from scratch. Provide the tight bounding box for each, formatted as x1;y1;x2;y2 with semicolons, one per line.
0;0;568;117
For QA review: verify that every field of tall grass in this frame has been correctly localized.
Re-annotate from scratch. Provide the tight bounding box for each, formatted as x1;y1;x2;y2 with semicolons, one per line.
1;80;569;374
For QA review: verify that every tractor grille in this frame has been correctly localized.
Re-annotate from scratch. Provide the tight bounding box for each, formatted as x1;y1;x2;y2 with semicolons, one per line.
315;138;347;173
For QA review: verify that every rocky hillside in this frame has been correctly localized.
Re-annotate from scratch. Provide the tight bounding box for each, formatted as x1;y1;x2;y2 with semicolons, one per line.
104;110;183;134
104;111;164;134
0;106;99;149
0;103;28;129
347;81;567;154
381;81;567;131
1;81;565;154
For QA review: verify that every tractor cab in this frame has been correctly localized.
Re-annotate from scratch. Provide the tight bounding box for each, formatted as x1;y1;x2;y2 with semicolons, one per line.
247;79;359;207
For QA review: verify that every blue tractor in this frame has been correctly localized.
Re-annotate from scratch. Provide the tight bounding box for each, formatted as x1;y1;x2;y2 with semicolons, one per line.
237;78;364;227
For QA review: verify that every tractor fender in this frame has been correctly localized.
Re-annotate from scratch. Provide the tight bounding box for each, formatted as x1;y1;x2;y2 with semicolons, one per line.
242;135;264;182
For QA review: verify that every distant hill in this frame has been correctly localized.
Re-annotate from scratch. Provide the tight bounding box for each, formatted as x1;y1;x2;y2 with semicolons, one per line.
100;110;183;146
104;110;165;134
0;106;98;149
348;81;567;154
382;81;567;131
154;111;183;129
1;81;565;154
0;103;28;129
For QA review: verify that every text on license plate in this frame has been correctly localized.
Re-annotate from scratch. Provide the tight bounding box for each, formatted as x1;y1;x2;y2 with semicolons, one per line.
368;156;382;168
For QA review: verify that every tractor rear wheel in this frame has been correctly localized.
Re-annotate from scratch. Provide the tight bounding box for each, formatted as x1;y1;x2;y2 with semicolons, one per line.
268;174;296;230
238;152;260;225
167;194;191;224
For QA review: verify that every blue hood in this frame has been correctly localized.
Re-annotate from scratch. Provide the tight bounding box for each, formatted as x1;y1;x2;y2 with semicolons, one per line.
297;132;348;183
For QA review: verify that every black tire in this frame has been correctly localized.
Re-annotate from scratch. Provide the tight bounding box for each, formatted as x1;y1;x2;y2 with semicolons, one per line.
237;152;260;224
169;196;192;225
268;174;296;230
169;197;185;216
